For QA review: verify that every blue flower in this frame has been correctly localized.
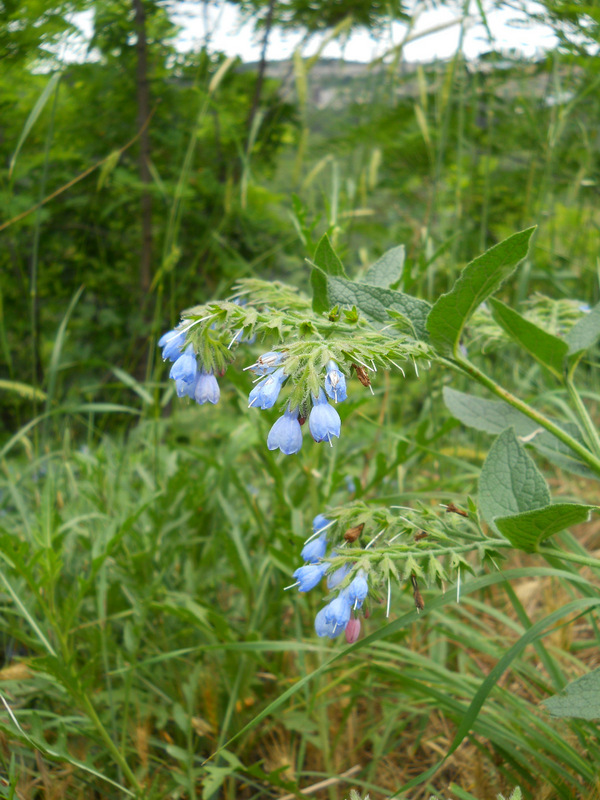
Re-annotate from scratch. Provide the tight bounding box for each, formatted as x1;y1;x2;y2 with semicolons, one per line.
159;329;186;362
176;378;195;398
247;351;287;376
170;345;197;384
327;563;350;590
267;407;302;455
293;562;328;592
315;606;343;638
194;370;220;405
248;368;287;409
313;514;331;533
301;534;327;564
347;570;368;609
324;360;347;403
324;590;352;633
309;389;341;444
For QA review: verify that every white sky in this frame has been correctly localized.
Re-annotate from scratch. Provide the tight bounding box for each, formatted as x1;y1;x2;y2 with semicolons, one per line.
67;1;558;65
171;1;558;62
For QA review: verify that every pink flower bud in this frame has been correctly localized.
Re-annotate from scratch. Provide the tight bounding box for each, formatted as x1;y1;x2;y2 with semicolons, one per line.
345;617;361;644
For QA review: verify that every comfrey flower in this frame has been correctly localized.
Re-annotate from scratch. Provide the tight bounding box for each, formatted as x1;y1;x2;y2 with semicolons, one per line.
293;562;328;592
301;513;332;562
194;370;220;405
314;590;352;638
169;345;197;385
159;328;186;362
267;406;302;455
248;368;287;409
301;533;327;563
245;351;287;376
176;378;195;399
324;360;347;403
309;389;341;445
314;606;341;638
324;589;352;633
313;514;331;533
347;570;368;609
327;562;350;590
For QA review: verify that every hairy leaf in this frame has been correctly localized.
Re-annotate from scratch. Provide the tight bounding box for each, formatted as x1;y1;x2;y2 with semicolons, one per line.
363;245;405;288
489;297;568;377
326;275;431;339
443;387;594;479
311;234;346;313
565;301;600;359
479;427;550;534
544;666;600;719
496;503;596;553
427;228;535;355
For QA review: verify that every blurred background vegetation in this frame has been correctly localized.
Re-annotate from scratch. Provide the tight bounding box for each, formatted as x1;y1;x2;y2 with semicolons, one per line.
2;0;600;797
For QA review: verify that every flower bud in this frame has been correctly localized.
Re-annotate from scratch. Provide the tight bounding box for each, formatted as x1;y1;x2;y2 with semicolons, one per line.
345;617;361;644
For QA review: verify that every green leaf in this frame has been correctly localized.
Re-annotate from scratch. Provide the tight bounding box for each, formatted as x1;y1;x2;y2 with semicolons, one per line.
495;503;596;553
544;666;600;719
313;234;346;277
0;379;46;401
363;245;405;288
310;234;346;313
9;72;61;179
426;228;535;356
479;428;550;534
565;301;600;358
443;387;595;479
111;367;154;405
325;275;431;339
488;297;568;378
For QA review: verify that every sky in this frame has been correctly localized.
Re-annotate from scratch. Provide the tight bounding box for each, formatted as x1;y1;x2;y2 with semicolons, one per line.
67;1;559;65
170;0;559;62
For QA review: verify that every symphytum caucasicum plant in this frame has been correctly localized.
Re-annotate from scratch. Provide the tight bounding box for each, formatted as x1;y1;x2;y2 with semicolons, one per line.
160;227;600;779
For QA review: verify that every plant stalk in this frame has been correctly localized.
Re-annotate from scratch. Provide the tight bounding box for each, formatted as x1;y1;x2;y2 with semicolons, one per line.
565;376;600;458
448;355;600;476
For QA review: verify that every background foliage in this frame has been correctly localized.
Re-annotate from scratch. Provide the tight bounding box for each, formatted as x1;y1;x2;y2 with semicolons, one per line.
2;0;600;797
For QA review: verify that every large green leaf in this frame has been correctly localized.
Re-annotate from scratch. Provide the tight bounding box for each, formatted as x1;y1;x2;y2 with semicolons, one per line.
544;666;600;719
310;234;346;313
565;301;600;358
489;297;568;378
479;427;550;534
443;387;594;479
325;275;431;339
362;245;405;288
496;503;596;553
426;228;535;356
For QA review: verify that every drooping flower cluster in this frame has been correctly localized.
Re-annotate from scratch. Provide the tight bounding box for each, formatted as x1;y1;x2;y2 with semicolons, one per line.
246;354;348;455
158;328;220;405
291;514;368;643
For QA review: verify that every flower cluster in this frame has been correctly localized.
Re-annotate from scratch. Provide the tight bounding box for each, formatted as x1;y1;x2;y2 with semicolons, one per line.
247;353;348;455
158;328;221;405
291;514;368;643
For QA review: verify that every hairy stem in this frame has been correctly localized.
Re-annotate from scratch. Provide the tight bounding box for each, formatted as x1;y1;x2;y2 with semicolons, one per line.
565;376;600;458
447;355;600;476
